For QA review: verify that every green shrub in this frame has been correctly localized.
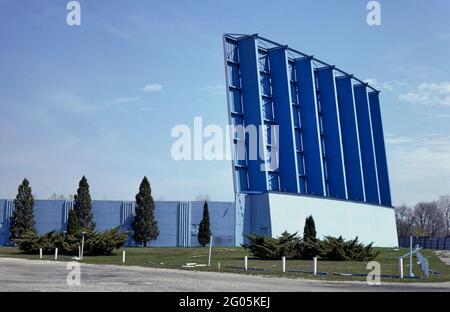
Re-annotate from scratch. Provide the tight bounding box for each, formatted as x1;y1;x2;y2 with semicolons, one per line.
14;231;40;254
243;231;301;259
14;227;127;256
84;227;128;256
318;236;379;261
15;231;65;254
244;232;379;261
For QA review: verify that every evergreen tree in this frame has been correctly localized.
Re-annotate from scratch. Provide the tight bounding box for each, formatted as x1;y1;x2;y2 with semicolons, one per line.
73;176;95;231
66;209;79;236
197;201;212;247
132;177;159;247
303;215;317;241
10;179;36;240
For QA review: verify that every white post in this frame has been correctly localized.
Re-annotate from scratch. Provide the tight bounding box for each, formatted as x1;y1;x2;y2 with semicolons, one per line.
409;235;413;277
54;248;58;260
81;234;85;261
399;257;404;279
218;262;221;271
39;248;42;259
313;256;317;275
208;235;212;267
282;256;286;273
122;250;126;263
244;256;248;271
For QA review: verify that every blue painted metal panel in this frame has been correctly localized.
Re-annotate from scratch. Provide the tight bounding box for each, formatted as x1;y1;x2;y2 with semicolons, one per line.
0;200;236;247
177;202;191;247
368;91;392;206
316;67;347;199
0;200;11;245
91;201;123;231
34;200;66;234
268;47;299;193
336;76;365;201
354;84;380;204
152;201;182;247
237;36;268;192
294;58;325;196
190;201;235;247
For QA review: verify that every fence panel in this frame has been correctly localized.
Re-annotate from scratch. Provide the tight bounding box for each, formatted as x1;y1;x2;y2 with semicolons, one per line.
398;236;450;250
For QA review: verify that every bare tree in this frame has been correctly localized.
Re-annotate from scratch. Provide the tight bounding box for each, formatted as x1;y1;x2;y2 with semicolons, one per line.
437;195;450;236
413;201;444;236
395;204;415;237
195;194;210;202
50;193;66;200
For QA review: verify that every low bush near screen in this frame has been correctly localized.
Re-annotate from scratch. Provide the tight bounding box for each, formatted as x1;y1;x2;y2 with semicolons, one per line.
243;232;379;261
14;227;127;256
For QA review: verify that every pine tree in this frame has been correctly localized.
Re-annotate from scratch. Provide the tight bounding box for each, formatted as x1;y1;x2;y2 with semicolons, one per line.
197;201;212;247
66;209;79;236
73;176;95;231
303;215;317;241
132;177;159;247
10;179;36;240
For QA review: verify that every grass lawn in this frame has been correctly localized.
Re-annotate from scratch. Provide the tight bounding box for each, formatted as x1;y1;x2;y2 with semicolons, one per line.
0;246;449;283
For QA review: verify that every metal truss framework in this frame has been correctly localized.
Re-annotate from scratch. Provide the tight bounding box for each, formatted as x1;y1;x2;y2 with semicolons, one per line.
223;34;392;207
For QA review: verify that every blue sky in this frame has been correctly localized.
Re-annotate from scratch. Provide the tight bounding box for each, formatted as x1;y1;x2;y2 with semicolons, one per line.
0;0;449;205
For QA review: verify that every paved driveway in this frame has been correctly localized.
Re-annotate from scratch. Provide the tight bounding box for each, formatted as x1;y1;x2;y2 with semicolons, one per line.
0;257;449;292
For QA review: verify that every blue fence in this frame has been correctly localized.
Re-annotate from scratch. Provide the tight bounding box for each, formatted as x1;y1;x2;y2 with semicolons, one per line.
0;199;236;247
398;236;450;250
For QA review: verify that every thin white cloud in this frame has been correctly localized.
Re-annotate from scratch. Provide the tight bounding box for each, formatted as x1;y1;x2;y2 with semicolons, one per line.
107;96;140;104
43;92;99;113
62;137;81;148
102;24;133;41
203;84;226;96
364;79;409;92
141;84;163;92
398;82;450;107
386;133;450;179
388;133;450;205
439;33;450;40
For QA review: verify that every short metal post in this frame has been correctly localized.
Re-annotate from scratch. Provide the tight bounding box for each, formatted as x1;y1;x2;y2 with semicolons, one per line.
218;262;221;271
282;256;286;273
399;257;404;279
409;235;414;277
81;233;85;260
313;257;317;275
78;245;81;259
208;235;212;267
39;248;42;259
122;250;126;263
54;248;58;260
244;256;248;271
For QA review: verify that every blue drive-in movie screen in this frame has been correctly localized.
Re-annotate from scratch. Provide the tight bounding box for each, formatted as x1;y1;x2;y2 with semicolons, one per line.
0;0;449;299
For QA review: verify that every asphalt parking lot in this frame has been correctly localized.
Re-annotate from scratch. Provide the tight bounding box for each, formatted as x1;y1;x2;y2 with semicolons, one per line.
0;257;449;292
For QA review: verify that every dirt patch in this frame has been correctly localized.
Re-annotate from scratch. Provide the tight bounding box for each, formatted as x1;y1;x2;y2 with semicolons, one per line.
434;251;450;265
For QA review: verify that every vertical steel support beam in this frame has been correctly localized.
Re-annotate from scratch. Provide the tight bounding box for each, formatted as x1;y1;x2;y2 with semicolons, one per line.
336;76;365;202
368;91;392;206
238;36;268;192
294;57;325;196
354;84;380;204
316;67;347;199
268;47;300;193
223;36;243;194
